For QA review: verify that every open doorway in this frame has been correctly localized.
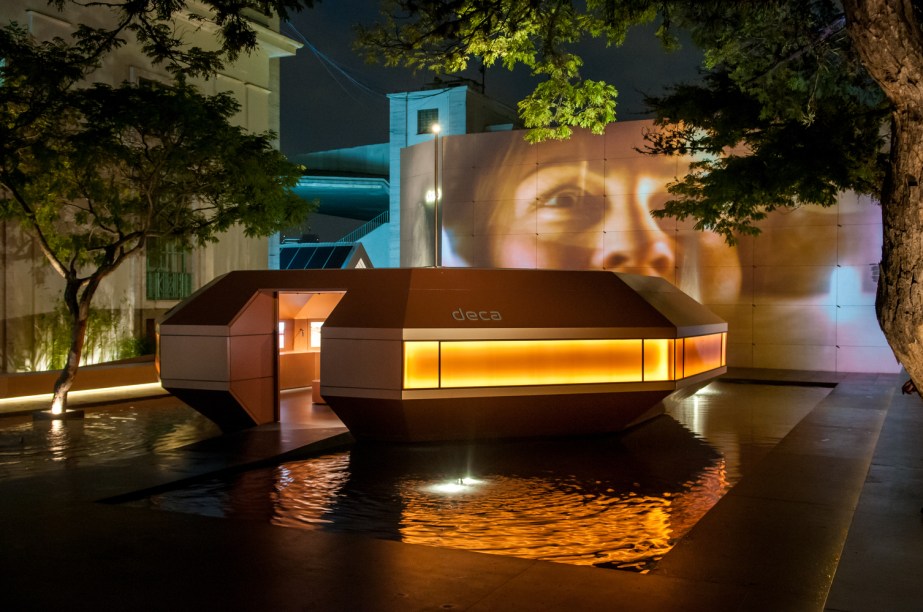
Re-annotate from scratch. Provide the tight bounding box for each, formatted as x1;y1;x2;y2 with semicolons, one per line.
277;291;345;425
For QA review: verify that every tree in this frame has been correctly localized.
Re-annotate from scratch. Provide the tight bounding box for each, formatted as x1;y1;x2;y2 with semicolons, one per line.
357;0;650;140
360;0;923;391
0;23;312;414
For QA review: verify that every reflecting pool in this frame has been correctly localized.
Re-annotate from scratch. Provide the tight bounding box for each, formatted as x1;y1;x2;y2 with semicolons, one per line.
0;397;220;480
135;382;831;571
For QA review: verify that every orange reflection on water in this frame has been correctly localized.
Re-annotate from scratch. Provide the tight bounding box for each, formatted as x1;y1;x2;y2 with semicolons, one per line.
397;462;728;570
398;476;673;568
264;447;730;571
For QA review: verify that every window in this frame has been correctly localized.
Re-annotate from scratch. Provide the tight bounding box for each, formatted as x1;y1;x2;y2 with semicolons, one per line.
403;333;727;389
146;237;192;301
417;108;439;134
310;321;323;349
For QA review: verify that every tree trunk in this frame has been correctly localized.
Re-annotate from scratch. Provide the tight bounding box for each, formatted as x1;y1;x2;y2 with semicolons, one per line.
877;112;923;389
843;0;923;391
50;279;92;414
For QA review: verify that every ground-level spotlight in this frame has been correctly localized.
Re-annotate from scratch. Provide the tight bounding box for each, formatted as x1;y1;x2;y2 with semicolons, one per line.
428;476;484;495
33;408;85;421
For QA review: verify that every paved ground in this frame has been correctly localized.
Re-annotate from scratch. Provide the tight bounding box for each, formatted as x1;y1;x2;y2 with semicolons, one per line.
0;369;920;611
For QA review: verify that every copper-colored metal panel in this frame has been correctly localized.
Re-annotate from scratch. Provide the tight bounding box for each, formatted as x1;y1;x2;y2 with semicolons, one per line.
278;293;312;319
619;273;727;336
392;270;674;332
230;291;275;336
157;324;229;337
229;334;273;381
230;376;275;426
297;292;345;319
400;326;677;341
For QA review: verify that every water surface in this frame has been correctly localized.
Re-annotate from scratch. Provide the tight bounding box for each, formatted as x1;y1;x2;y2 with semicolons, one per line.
137;382;831;570
0;397;220;480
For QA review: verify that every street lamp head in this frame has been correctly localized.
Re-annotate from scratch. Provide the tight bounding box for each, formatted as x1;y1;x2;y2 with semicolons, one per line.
431;123;442;135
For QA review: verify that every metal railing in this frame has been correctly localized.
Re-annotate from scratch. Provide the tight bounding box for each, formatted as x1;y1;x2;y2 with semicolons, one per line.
335;210;389;244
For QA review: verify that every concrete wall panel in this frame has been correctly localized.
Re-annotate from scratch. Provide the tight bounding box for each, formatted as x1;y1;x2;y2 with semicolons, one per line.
321;338;403;391
159;335;228;382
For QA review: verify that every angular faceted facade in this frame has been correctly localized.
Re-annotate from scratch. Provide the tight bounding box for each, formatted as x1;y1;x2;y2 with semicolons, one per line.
158;268;726;441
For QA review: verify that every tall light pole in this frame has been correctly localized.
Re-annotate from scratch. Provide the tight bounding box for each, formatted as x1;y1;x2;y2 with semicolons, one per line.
432;122;441;267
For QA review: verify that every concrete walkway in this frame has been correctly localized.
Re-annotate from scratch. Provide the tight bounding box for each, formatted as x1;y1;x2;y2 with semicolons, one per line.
0;370;920;611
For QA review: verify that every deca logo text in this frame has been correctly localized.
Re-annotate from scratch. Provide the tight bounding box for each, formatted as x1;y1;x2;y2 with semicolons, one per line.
451;308;502;321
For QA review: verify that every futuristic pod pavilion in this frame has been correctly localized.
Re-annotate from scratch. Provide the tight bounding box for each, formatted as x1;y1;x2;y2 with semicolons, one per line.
158;268;727;442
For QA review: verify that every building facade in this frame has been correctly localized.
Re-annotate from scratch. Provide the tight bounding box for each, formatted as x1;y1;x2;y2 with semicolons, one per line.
282;82;894;375
0;1;300;372
277;82;517;271
399;122;896;374
387;84;518;267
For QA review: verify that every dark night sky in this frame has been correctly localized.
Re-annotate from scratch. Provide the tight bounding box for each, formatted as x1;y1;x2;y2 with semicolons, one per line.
278;2;704;156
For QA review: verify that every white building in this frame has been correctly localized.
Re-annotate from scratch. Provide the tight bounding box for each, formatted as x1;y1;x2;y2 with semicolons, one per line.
0;1;300;372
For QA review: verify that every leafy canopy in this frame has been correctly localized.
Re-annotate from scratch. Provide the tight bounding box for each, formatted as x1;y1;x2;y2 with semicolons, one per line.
360;0;891;240
0;22;311;285
358;0;668;141
642;1;889;241
0;1;317;397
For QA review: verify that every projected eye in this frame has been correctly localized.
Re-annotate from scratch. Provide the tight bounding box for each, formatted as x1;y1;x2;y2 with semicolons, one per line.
541;190;580;209
534;187;603;231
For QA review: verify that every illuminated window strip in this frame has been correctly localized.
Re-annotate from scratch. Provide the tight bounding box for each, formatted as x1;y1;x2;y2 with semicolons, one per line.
403;334;725;390
440;339;643;388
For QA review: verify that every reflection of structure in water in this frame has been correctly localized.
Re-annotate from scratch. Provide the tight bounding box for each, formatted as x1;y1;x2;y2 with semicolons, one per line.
264;416;728;571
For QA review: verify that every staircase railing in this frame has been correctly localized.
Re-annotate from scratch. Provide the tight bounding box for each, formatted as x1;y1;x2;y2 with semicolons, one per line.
335;210;389;244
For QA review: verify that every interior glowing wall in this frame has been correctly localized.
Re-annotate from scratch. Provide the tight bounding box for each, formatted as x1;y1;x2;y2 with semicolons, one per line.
403;334;725;390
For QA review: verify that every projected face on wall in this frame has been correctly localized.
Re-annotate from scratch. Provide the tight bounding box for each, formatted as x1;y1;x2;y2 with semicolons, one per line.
491;162;676;276
427;131;742;304
402;123;891;372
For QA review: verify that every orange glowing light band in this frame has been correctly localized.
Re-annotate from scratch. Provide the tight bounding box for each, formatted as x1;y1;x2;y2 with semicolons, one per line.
402;333;725;390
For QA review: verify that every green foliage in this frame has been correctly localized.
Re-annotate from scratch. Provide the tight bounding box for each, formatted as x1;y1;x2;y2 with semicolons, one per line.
362;0;893;243
358;0;661;140
641;1;889;242
0;9;314;393
520;78;618;141
12;305;129;372
116;335;156;360
0;30;312;280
